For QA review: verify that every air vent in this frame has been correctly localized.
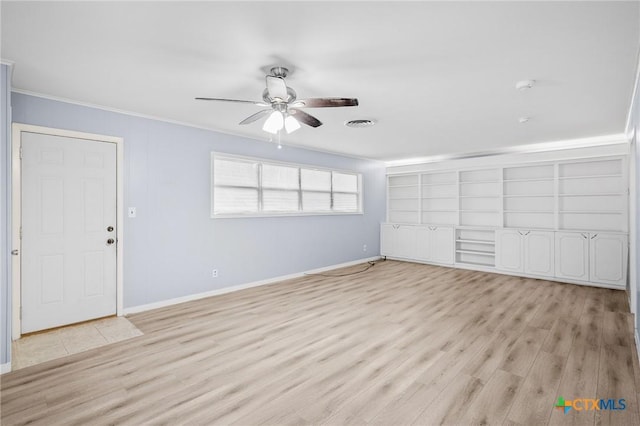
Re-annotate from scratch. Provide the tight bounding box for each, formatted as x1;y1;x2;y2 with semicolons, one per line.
345;119;376;128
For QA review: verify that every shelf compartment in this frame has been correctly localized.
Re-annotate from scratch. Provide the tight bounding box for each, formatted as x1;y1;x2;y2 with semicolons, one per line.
456;239;495;245
422;184;457;198
559;176;623;195
504;180;554;196
422;197;458;211
559;194;625;212
421;171;457;185
461;196;501;211
459;168;500;183
388;211;419;224
558;213;623;232
504;196;554;212
460;211;500;227
504;212;554;230
422;212;457;226
456;249;495;256
503;164;554;181
558;159;622;178
455;250;495;267
388;175;419;186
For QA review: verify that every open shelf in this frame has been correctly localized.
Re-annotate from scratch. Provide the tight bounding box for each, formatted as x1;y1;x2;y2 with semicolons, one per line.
456;249;495;256
456;238;495;245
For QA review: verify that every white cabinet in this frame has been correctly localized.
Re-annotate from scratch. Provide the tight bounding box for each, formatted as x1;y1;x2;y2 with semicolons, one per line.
429;226;454;265
496;230;523;272
380;224;453;265
555;232;589;281
589;233;628;286
524;231;555;276
554;232;628;287
496;230;554;277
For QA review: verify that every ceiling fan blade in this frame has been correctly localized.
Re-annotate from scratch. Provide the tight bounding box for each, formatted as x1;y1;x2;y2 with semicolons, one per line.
266;76;288;101
239;109;272;125
291;98;359;108
195;97;268;106
290;109;322;128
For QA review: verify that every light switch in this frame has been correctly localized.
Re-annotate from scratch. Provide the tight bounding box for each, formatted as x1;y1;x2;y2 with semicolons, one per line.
128;207;137;218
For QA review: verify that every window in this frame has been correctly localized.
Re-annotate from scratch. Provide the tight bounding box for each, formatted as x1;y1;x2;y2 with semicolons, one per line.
212;154;362;217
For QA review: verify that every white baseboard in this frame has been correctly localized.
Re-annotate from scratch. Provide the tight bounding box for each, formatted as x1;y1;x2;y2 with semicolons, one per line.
123;256;382;315
1;362;11;375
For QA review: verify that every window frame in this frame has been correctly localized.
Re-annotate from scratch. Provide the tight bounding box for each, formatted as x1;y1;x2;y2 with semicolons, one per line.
211;152;364;218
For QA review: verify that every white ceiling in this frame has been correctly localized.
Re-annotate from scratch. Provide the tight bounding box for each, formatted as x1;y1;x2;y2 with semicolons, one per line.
2;1;639;161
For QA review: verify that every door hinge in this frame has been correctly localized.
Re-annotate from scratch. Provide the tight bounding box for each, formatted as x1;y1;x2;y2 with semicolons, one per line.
19;145;22;160
19;226;22;240
19;307;22;319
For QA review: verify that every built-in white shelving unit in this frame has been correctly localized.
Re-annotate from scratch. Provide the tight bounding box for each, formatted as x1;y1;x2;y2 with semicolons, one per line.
382;154;629;289
458;168;501;228
455;228;496;267
421;171;457;225
387;174;419;224
503;164;555;230
557;158;626;232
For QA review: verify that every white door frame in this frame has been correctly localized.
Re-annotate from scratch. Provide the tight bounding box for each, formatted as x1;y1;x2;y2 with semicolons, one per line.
11;123;124;340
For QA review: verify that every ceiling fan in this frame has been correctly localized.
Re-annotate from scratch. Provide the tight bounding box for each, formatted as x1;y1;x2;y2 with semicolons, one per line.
196;67;359;134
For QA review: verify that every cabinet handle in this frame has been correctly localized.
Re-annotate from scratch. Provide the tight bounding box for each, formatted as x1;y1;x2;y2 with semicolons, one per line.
581;233;588;239
524;231;530;236
591;233;598;239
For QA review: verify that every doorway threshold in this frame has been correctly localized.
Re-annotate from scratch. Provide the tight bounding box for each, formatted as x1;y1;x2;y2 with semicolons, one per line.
11;316;143;371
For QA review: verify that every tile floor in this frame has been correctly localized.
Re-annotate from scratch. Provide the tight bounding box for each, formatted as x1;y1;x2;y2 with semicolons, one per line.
11;316;143;370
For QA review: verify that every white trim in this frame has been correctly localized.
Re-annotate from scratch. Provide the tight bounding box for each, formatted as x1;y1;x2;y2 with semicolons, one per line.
11;124;124;340
385;134;628;168
0;362;11;375
385;256;627;291
10;88;379;163
123;256;381;315
211;152;363;218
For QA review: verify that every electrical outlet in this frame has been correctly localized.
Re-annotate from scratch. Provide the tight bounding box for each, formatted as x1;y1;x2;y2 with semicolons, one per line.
212;269;218;278
363;244;367;252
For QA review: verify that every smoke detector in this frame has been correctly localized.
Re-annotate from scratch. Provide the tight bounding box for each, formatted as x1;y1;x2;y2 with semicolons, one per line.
518;117;531;123
516;80;535;90
345;119;376;128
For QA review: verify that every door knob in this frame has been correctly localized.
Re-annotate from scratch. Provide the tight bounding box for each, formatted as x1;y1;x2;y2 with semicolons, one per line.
107;238;115;245
107;226;114;232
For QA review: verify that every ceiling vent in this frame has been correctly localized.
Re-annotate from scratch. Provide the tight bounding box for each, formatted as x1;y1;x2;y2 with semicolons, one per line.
345;119;376;128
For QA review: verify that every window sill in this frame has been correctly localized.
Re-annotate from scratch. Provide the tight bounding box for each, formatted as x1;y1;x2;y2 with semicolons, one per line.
212;211;364;219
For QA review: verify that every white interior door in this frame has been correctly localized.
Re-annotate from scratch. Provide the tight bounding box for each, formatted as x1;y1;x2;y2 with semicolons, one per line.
21;132;117;333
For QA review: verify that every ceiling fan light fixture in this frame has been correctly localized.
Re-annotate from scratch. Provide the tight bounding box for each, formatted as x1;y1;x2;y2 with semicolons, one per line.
263;110;284;134
284;115;301;134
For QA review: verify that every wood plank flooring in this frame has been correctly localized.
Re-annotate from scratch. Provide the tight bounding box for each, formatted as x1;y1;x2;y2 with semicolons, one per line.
1;260;639;425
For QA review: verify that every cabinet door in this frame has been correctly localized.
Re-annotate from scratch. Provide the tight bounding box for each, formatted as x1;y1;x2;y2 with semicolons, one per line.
523;231;554;277
414;226;431;261
590;233;628;287
395;225;418;259
430;226;454;265
555;232;589;281
496;230;523;272
380;224;396;257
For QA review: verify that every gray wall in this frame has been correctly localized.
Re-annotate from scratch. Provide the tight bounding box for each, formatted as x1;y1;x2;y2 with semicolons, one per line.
6;92;385;351
1;65;11;365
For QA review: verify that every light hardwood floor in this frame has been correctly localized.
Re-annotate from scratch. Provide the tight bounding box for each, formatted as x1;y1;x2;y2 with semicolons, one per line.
1;260;639;425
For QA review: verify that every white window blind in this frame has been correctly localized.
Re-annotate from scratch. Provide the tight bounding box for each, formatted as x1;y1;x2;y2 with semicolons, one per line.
212;154;362;217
